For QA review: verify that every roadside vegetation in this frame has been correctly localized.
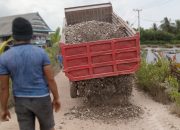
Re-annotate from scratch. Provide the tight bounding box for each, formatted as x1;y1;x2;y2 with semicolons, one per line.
140;17;180;45
136;57;180;116
46;42;60;74
46;27;61;74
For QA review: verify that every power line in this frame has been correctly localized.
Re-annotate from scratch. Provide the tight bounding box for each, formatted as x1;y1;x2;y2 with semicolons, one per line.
131;18;138;26
133;9;142;33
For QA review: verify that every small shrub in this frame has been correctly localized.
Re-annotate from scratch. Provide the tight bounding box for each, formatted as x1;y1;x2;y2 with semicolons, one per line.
45;43;61;74
141;30;174;42
137;58;170;90
136;58;171;103
175;34;180;40
171;40;180;44
166;76;180;105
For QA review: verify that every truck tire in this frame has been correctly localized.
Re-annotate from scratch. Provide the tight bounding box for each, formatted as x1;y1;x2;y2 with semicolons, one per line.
70;86;78;98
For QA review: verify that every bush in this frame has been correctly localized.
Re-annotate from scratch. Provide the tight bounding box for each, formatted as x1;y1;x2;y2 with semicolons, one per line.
141;40;168;45
166;76;180;105
137;57;180;106
171;40;180;44
166;76;180;116
136;58;171;103
141;40;180;45
141;30;175;42
136;59;170;90
46;43;59;66
175;34;180;40
45;43;61;74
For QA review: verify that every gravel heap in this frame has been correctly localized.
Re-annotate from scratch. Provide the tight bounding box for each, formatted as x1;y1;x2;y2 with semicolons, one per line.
65;103;143;122
65;20;128;44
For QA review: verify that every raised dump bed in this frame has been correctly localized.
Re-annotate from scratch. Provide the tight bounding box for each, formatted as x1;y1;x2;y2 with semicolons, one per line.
61;3;140;82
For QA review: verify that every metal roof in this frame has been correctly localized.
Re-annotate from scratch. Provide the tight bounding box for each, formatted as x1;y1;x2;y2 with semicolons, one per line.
0;12;51;37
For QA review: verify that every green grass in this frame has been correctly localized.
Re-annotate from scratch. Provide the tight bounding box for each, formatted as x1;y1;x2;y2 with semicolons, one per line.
136;58;180;115
141;40;180;45
136;58;171;103
136;59;170;90
167;76;180;105
45;43;61;74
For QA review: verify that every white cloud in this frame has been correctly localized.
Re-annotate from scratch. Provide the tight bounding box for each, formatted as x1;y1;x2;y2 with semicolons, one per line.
0;0;180;30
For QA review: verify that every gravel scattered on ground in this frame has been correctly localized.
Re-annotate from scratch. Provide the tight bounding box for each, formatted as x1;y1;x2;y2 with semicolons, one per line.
64;103;143;123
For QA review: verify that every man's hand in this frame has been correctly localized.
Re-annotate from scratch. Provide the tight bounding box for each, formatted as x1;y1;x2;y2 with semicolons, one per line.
52;98;61;112
0;110;11;121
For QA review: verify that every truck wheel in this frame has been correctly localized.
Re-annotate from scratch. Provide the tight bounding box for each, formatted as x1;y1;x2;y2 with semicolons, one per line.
70;86;77;98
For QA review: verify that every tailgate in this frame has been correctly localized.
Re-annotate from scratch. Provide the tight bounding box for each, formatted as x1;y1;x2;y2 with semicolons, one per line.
60;34;140;81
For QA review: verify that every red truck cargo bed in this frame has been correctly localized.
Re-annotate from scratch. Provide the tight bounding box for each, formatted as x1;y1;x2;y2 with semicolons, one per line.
60;34;140;81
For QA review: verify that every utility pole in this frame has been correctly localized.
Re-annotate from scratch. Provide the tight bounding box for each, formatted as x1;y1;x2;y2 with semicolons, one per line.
133;9;142;33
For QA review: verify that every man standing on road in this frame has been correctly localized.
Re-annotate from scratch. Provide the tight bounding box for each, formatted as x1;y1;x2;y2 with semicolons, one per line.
0;17;61;130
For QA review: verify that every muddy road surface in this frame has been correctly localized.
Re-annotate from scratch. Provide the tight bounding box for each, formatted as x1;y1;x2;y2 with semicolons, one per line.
1;71;180;130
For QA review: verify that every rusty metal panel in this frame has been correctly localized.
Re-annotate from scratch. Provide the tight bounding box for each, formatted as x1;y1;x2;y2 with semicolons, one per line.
65;3;112;25
112;13;136;36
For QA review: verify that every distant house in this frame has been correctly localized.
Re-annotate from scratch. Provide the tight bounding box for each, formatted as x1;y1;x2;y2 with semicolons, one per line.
0;12;52;46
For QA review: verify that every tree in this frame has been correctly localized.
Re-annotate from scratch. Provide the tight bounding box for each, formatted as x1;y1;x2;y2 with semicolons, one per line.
160;17;175;33
175;20;180;34
50;27;61;44
152;23;158;31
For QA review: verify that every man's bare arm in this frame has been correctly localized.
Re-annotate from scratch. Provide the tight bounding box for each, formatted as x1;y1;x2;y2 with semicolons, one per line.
0;75;9;111
0;75;11;121
43;65;60;112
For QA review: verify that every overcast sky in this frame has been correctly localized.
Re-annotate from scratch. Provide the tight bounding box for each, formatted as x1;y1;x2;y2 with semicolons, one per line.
0;0;179;30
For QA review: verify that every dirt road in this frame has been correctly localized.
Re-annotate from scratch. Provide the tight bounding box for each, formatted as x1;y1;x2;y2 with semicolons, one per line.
1;71;180;130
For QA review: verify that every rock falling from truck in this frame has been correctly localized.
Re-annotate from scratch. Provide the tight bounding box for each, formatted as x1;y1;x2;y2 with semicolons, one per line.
73;75;134;106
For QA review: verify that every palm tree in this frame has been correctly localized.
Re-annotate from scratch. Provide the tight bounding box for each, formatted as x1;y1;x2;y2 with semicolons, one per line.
50;27;61;44
152;23;158;31
175;20;180;34
160;17;174;33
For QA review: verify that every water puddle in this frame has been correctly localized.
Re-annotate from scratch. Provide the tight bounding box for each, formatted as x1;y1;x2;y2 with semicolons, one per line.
142;47;180;64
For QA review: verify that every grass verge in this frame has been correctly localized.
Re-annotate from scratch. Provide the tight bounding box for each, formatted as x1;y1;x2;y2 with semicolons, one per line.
136;58;180;115
136;59;170;103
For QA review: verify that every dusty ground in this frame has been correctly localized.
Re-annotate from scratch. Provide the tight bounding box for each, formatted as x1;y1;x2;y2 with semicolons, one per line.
1;71;180;130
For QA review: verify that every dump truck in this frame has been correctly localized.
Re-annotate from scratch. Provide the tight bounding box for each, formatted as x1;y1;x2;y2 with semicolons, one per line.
60;3;140;105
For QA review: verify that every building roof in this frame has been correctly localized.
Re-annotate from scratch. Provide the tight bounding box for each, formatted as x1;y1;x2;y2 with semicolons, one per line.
0;12;52;37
